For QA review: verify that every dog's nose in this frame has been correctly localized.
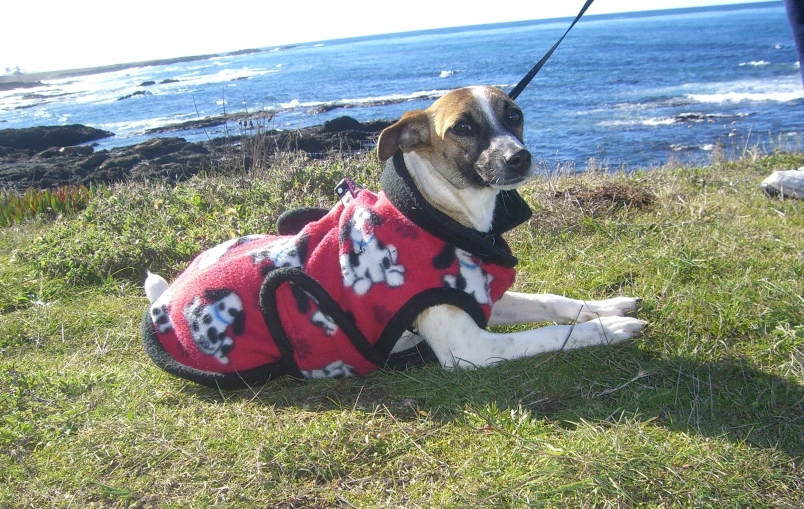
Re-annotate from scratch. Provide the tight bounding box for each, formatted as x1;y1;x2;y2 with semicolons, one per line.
505;149;532;173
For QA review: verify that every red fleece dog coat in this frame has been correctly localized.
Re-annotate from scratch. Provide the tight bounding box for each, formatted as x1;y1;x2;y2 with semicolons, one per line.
142;152;532;388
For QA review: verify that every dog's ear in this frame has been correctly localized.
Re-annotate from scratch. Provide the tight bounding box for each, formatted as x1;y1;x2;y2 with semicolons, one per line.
377;110;430;162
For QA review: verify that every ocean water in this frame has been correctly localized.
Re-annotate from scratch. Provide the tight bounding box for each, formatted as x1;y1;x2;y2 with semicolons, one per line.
1;2;802;169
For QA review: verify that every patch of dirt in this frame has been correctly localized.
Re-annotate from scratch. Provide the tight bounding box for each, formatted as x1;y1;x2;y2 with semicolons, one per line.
552;181;654;215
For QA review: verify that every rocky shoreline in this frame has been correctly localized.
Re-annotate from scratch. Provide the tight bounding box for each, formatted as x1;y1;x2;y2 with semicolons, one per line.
0;117;392;190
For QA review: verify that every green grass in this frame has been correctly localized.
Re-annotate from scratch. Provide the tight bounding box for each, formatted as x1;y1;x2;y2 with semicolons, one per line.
1;151;803;508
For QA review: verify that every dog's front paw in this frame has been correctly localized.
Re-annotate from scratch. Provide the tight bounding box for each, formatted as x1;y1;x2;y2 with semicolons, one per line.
577;297;641;322
569;315;646;348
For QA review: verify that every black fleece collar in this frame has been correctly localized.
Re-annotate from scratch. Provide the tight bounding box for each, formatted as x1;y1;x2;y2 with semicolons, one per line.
380;151;532;268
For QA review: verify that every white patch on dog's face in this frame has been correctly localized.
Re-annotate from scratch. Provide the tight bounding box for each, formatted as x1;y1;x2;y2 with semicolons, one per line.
468;86;534;189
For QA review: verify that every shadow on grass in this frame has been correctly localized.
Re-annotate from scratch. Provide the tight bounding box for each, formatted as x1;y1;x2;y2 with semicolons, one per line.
179;344;804;460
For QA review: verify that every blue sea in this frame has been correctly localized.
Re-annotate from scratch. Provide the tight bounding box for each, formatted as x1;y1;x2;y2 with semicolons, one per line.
1;1;802;169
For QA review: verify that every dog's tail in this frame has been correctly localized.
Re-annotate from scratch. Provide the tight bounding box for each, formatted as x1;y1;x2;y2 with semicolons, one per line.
144;270;169;304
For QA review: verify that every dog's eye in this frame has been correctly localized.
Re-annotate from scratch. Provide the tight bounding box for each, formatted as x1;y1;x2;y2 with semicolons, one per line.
452;120;473;135
508;109;523;124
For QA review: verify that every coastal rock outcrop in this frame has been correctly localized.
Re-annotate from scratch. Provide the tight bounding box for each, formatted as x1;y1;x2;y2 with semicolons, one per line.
0;124;113;153
0;117;390;190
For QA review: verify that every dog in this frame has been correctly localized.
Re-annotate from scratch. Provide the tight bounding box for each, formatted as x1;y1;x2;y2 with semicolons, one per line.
142;86;644;388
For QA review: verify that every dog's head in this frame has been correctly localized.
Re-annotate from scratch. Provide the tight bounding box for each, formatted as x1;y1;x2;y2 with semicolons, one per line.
377;86;533;190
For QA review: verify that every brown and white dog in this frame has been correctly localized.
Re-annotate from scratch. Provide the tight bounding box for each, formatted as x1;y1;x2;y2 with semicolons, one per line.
144;85;645;378
372;85;645;369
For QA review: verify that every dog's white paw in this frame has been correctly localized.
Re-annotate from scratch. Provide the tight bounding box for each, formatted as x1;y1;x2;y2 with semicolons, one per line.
569;315;646;348
576;297;641;322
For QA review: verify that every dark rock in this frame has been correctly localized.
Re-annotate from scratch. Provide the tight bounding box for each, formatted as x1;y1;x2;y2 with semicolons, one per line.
0;81;45;91
323;116;363;132
99;154;144;172
159;79;180;84
36;145;95;159
129;137;189;159
226;48;263;56
144;111;275;134
117;90;150;101
179;143;209;155
78;152;110;170
0;124;113;152
145;117;226;134
139;80;156;87
59;145;95;157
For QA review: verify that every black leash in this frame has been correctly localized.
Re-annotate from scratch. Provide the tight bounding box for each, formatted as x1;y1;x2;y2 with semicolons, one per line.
508;0;595;100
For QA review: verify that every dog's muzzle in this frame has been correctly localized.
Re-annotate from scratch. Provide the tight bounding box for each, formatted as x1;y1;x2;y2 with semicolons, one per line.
505;149;533;175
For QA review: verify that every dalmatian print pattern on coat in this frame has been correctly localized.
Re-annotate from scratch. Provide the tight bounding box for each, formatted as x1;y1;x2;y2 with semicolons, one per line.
340;207;405;295
144;188;517;384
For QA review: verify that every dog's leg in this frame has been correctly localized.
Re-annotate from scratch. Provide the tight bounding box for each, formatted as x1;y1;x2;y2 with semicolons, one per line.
417;304;645;369
489;291;640;326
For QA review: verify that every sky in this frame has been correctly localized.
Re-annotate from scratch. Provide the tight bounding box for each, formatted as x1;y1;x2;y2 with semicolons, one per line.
1;0;779;73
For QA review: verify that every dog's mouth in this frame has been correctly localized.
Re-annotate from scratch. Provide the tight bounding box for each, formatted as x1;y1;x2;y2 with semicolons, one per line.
489;175;530;189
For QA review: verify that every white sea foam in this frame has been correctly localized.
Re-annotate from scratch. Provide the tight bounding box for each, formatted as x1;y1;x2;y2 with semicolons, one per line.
684;77;804;104
278;89;448;112
97;114;195;134
642;117;677;126
599;117;675;127
439;70;454;78
739;60;771;67
670;143;715;152
688;90;803;103
174;67;278;87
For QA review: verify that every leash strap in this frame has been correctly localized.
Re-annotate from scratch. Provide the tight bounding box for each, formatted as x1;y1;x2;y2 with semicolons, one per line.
508;0;595;100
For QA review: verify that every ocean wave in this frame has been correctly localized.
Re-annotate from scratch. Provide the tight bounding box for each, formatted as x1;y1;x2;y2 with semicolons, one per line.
279;89;450;114
739;60;771;67
97;114;197;135
599;112;751;128
684;77;804;104
670;143;715;152
599;118;675;127
439;70;454;78
642;118;677;126
688;90;803;103
174;67;278;86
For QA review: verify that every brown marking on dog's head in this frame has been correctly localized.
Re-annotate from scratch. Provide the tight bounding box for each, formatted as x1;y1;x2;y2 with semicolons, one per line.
378;86;533;190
